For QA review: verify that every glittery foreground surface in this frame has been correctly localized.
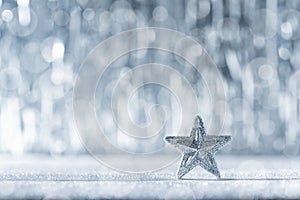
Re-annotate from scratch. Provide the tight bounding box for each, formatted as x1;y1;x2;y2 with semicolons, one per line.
0;155;300;199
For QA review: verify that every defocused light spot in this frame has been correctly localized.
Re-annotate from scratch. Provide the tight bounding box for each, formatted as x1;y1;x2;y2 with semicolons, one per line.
258;119;275;135
41;37;63;62
281;22;293;39
288;70;300;99
207;30;218;47
1;9;13;22
118;8;136;24
0;98;23;155
153;6;168;22
17;0;29;7
197;0;211;18
22;108;36;150
186;0;211;20
18;6;31;26
52;42;65;61
110;0;132;10
187;44;203;59
51;139;67;154
281;22;292;34
22;42;49;73
47;0;58;10
217;18;240;41
137;28;156;45
54;10;69;26
7;7;38;37
99;11;113;26
76;0;88;7
225;49;241;81
253;35;265;49
280;9;300;40
278;47;291;60
247;57;276;87
83;8;95;21
250;9;277;38
51;67;64;85
258;64;274;81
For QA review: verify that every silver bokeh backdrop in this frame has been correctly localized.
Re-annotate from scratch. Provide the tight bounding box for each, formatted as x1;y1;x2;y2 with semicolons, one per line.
0;0;299;156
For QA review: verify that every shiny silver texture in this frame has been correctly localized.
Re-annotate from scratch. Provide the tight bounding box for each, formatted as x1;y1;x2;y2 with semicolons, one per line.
165;115;231;178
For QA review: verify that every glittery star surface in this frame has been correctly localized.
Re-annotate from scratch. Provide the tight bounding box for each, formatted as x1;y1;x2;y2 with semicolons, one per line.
164;115;231;179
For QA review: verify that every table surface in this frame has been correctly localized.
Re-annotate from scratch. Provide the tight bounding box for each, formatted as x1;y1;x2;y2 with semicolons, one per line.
0;154;300;199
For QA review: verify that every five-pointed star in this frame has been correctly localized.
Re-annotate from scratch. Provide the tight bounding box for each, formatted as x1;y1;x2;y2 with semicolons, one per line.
164;115;231;179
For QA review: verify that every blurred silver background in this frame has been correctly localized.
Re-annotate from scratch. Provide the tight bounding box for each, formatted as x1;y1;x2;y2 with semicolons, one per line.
0;0;299;156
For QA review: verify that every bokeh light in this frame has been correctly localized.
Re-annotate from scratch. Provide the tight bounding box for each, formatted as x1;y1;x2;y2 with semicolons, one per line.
0;0;299;157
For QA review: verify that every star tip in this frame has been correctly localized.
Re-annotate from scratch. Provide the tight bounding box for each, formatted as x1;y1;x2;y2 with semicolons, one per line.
195;114;201;118
177;173;184;179
194;115;202;121
177;169;186;179
227;136;232;141
193;115;204;127
215;173;221;179
163;136;171;143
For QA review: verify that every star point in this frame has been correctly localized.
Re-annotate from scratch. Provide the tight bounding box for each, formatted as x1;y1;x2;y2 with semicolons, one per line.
164;115;231;179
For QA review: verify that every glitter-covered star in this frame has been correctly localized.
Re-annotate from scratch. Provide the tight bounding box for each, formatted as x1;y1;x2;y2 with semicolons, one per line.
164;115;231;179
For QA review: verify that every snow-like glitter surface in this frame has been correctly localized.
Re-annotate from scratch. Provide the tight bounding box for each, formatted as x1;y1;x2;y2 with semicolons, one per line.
1;155;300;199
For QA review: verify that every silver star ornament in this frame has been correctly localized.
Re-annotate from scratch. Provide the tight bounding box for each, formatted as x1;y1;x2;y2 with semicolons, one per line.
164;115;231;179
